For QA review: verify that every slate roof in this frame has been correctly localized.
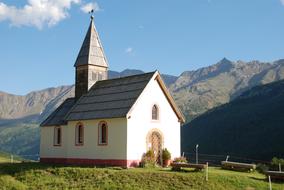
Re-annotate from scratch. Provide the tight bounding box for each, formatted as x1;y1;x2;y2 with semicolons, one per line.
74;18;108;68
41;71;185;127
40;98;76;126
65;72;156;121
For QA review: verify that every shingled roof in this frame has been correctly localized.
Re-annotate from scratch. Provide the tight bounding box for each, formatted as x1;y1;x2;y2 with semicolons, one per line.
40;98;76;126
41;71;185;127
65;71;156;121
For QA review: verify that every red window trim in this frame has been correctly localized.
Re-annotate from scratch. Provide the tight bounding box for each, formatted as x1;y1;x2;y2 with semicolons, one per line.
75;122;84;146
98;121;108;146
53;126;62;147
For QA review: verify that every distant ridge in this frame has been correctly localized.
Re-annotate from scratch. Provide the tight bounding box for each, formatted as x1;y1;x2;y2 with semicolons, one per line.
182;79;284;160
171;58;284;120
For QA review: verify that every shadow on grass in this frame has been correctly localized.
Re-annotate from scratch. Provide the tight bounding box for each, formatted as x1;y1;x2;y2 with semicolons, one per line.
0;162;62;175
248;175;284;185
160;168;204;173
248;176;267;182
0;162;128;176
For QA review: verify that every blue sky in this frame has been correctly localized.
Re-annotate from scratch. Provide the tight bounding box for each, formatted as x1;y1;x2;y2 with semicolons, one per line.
1;0;284;95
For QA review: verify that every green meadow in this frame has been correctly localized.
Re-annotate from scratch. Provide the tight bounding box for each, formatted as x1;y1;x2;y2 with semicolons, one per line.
0;162;283;190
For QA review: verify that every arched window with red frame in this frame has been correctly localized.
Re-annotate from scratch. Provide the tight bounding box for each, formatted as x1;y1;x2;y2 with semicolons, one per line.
98;121;108;145
54;126;62;146
75;123;84;146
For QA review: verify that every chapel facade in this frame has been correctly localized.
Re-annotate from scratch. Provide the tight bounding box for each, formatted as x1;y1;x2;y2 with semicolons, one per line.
40;17;185;168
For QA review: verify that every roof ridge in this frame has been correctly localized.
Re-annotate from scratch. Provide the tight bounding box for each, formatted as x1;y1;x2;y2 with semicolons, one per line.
90;81;149;92
75;97;137;105
84;88;143;97
97;71;156;83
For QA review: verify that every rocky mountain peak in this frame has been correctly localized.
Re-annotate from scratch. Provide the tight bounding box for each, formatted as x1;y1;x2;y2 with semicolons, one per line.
218;57;232;64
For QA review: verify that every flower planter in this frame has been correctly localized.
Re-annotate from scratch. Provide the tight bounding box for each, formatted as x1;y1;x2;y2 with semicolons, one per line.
163;159;171;167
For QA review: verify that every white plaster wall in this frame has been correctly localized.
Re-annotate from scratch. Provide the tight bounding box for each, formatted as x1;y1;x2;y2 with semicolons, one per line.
127;78;181;161
40;118;127;160
40;126;67;158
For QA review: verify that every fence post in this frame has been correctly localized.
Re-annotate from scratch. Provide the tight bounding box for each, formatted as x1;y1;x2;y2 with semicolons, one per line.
10;155;13;163
226;155;229;162
206;162;209;181
268;175;272;190
279;163;282;172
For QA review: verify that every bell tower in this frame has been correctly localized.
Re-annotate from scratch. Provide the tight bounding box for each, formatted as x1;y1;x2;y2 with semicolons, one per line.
74;16;108;100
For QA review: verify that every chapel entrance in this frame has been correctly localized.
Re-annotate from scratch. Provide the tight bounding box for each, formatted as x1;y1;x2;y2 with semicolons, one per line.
147;130;163;165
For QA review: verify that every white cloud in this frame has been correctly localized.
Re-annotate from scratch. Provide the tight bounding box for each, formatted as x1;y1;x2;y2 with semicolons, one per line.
125;47;133;54
281;0;284;5
0;0;81;29
80;1;100;13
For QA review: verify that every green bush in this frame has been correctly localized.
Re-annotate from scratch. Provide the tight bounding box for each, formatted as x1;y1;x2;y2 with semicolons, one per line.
141;149;156;168
271;157;284;165
162;148;171;161
270;157;284;171
145;149;155;160
256;163;269;174
173;156;188;163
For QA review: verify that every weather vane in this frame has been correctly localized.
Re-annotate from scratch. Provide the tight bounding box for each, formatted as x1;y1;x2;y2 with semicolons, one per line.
89;9;94;20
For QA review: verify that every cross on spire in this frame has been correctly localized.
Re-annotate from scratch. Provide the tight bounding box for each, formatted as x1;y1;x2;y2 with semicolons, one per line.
89;9;94;20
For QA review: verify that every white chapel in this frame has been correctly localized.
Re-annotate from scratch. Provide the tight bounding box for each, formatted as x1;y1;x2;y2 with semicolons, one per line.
40;16;185;168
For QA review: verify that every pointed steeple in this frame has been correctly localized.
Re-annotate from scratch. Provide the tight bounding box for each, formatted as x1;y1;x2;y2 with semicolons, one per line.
74;17;109;100
74;16;108;68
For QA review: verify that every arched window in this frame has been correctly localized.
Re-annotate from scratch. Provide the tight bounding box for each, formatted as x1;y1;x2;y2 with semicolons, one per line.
152;105;159;120
75;123;84;145
54;126;62;146
98;121;108;145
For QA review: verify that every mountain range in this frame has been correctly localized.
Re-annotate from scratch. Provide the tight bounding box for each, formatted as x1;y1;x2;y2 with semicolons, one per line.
0;58;284;158
181;79;284;161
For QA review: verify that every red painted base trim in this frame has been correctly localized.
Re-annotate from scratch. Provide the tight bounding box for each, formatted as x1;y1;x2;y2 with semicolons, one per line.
40;157;140;168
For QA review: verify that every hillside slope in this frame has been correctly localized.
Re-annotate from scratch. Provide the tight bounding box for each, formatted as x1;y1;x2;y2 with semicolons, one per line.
170;58;284;120
181;79;284;161
0;151;24;163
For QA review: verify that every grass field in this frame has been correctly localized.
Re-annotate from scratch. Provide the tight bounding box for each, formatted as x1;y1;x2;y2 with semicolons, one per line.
0;153;13;163
0;162;283;190
0;156;10;163
0;152;23;164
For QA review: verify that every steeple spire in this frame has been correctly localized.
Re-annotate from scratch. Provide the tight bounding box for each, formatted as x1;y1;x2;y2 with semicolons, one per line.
74;16;109;100
74;16;108;67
